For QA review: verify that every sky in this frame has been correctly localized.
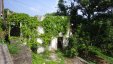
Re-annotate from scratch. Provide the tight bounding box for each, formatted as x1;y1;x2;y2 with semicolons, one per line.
4;0;58;16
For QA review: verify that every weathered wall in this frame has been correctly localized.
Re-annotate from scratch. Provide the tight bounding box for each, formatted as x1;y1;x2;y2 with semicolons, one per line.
49;37;58;51
37;16;70;52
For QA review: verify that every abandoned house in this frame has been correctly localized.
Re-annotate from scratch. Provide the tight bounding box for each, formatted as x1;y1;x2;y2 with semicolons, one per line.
37;16;72;53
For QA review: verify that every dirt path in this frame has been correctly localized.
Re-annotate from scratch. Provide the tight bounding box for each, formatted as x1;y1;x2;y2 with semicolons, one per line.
11;45;32;64
64;57;88;64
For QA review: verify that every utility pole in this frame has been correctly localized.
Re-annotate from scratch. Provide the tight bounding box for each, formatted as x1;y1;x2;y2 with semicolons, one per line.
1;0;7;31
0;0;4;17
2;0;4;17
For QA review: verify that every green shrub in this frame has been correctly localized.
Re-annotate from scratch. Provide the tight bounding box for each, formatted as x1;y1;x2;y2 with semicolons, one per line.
88;46;113;64
64;35;78;57
32;53;56;64
32;53;45;64
8;44;20;54
32;51;65;64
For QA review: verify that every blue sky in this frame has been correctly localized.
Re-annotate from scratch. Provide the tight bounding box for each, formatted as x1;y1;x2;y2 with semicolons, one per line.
4;0;58;16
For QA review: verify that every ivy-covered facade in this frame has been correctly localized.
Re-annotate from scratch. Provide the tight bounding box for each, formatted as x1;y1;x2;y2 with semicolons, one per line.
37;16;70;52
8;13;70;52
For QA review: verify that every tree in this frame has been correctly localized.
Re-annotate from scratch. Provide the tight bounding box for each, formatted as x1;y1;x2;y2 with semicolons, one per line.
57;0;68;16
45;12;57;16
57;0;113;26
57;0;113;59
4;9;12;18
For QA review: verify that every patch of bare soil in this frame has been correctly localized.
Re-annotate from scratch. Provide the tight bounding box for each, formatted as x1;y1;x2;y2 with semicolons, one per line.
78;50;109;64
64;57;88;64
11;45;32;64
89;55;108;64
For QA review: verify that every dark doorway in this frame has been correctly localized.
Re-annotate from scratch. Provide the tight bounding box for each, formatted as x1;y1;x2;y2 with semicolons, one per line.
10;25;20;36
57;37;63;50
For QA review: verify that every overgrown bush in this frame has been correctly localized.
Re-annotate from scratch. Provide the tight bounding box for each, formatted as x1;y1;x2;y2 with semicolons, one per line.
73;18;113;56
63;35;78;57
32;51;64;64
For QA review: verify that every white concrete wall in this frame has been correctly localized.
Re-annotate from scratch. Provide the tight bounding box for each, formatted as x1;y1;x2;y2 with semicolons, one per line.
37;16;45;44
49;37;58;51
65;28;72;38
36;38;43;44
37;26;44;35
38;16;45;21
62;28;71;48
37;46;45;54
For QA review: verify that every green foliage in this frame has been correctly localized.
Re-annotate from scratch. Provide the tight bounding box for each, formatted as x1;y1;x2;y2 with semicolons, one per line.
7;13;70;55
32;53;45;64
64;35;78;57
57;0;67;15
97;53;113;64
64;14;113;61
45;13;57;16
41;16;68;36
32;52;64;64
4;9;13;18
8;13;29;25
56;51;65;64
8;13;38;47
8;44;20;54
74;18;113;55
0;18;4;42
88;46;113;64
40;16;69;45
80;0;89;6
88;62;96;64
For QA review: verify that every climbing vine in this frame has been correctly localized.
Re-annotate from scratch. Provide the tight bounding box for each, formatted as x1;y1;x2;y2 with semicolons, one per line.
39;16;69;45
7;13;38;47
8;13;38;36
8;14;70;47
